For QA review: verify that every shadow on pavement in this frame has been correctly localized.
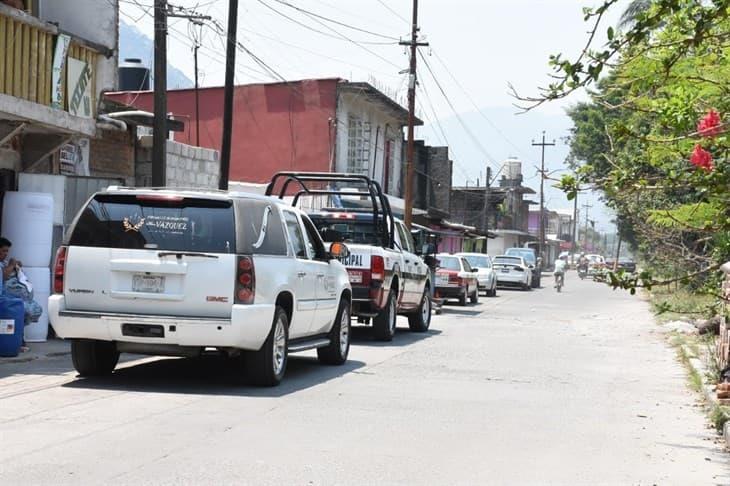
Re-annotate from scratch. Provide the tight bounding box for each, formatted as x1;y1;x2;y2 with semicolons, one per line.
61;354;365;398
349;325;441;347
437;308;484;317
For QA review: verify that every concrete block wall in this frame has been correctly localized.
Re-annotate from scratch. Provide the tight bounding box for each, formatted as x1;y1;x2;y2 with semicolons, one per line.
135;137;220;189
165;140;220;189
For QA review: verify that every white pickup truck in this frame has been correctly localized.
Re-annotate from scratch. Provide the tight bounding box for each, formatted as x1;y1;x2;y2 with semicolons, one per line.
266;173;432;341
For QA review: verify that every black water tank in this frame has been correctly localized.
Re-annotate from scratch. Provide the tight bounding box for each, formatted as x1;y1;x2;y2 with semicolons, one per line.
118;58;150;91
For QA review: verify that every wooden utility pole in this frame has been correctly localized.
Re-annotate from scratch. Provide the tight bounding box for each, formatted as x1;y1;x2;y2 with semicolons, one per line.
571;192;579;266
582;203;592;251
219;0;239;190
482;166;492;253
401;0;428;229
152;0;168;186
166;9;211;147
532;132;555;266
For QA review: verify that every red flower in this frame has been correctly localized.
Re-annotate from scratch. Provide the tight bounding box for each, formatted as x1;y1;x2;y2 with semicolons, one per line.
690;144;714;171
697;109;722;137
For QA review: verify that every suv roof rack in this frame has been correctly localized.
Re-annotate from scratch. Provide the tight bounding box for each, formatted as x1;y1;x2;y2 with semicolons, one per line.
266;172;394;248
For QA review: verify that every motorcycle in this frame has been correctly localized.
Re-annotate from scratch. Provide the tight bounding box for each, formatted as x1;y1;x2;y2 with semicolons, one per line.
578;265;588;280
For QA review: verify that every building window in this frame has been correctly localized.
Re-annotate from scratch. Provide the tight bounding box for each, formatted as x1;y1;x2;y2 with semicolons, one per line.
347;115;371;175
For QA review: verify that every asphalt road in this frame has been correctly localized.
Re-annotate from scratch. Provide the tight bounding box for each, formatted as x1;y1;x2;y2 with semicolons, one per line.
1;275;728;485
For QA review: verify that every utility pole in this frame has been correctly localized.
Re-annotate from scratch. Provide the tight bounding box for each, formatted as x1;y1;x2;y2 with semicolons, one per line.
401;0;429;229
219;0;239;190
152;0;168;187
482;166;492;254
166;9;211;147
582;203;592;251
613;231;622;271
571;192;579;266
532;131;555;266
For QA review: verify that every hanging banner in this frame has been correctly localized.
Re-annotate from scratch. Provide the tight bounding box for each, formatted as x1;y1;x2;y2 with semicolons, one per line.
59;139;90;176
67;57;93;118
51;34;71;109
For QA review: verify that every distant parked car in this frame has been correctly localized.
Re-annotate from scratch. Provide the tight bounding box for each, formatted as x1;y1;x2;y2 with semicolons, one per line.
456;253;497;297
434;254;480;306
618;257;637;273
493;255;532;291
505;247;541;288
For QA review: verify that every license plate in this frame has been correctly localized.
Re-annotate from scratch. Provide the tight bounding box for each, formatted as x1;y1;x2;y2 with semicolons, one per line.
436;275;449;285
347;271;363;284
501;268;510;273
132;274;165;293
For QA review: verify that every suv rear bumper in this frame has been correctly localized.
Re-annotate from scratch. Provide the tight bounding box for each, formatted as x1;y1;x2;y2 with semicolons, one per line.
49;295;275;351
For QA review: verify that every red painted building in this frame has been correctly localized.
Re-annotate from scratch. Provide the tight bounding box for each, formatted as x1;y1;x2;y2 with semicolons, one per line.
106;79;414;190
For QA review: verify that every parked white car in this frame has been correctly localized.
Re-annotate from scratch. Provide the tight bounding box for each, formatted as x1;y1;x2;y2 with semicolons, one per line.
493;255;533;291
49;187;353;386
456;253;497;297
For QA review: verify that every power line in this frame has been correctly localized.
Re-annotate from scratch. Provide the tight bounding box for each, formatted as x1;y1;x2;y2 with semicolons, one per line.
417;51;500;171
270;0;400;41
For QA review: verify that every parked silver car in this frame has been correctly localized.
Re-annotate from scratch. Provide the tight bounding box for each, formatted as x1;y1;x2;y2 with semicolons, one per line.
456;253;497;297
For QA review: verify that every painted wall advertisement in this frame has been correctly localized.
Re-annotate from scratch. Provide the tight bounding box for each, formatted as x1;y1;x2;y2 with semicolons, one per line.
59;139;90;176
67;57;93;118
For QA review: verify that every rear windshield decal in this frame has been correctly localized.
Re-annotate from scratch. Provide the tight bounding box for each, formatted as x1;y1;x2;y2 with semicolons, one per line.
123;216;145;232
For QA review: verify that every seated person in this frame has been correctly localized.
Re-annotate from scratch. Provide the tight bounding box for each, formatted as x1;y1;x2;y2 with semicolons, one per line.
1;237;41;351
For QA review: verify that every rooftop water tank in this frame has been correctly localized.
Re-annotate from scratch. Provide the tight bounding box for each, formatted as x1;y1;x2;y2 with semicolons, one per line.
119;58;150;91
505;159;522;180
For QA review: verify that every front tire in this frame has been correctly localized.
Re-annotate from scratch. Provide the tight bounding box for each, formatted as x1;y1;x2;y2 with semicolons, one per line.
373;290;397;341
318;298;351;365
470;287;479;304
245;306;289;386
408;287;432;332
71;340;119;377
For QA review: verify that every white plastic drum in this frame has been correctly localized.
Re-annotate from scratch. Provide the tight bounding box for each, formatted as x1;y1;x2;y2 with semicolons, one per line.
19;267;50;342
1;192;54;267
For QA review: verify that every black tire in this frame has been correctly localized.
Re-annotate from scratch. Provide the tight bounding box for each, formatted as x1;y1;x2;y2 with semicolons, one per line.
522;282;530;291
532;275;540;288
488;281;497;297
458;287;468;306
318;298;351;365
245;306;289;386
408;287;432;332
470;288;479;304
373;290;397;341
71;340;119;377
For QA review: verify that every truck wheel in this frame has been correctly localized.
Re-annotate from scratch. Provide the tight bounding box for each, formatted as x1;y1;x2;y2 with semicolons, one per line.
373;291;397;341
408;288;431;332
318;298;351;365
470;288;479;304
245;306;288;386
488;281;497;297
71;340;119;377
458;287;468;306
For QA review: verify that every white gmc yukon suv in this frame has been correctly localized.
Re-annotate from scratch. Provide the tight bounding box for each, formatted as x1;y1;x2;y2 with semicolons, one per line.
49;187;352;386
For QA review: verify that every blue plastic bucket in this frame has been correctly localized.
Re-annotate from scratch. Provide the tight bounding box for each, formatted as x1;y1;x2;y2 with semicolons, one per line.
0;297;25;357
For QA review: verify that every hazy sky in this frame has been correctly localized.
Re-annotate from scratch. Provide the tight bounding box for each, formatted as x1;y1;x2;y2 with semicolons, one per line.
120;0;628;232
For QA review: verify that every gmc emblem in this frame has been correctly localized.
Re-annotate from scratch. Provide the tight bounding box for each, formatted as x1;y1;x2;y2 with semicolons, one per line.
206;296;228;303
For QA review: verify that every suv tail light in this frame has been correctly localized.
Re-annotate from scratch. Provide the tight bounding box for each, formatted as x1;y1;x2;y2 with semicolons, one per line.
235;255;255;305
53;246;68;294
371;255;385;281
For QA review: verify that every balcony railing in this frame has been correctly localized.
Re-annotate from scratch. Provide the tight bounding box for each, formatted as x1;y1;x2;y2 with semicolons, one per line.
0;5;99;116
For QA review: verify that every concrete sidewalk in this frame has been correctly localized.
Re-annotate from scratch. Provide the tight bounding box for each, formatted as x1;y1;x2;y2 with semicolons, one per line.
0;339;70;365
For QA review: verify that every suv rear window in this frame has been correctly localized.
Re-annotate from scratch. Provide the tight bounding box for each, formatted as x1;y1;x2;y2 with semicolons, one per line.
69;194;235;253
309;216;384;245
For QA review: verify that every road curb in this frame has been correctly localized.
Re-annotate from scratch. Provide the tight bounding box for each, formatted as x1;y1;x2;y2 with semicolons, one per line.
682;344;730;449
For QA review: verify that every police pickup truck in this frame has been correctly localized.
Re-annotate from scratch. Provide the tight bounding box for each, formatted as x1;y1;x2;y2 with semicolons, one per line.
266;172;432;341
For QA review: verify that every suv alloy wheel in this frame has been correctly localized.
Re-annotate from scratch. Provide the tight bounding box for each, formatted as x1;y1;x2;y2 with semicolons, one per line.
245;306;289;386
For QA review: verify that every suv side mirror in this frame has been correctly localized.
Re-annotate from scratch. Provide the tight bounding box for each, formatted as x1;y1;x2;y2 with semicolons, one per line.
329;241;350;261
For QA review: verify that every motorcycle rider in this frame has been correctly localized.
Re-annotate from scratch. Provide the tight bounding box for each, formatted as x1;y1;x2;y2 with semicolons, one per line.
554;254;568;289
577;252;589;276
